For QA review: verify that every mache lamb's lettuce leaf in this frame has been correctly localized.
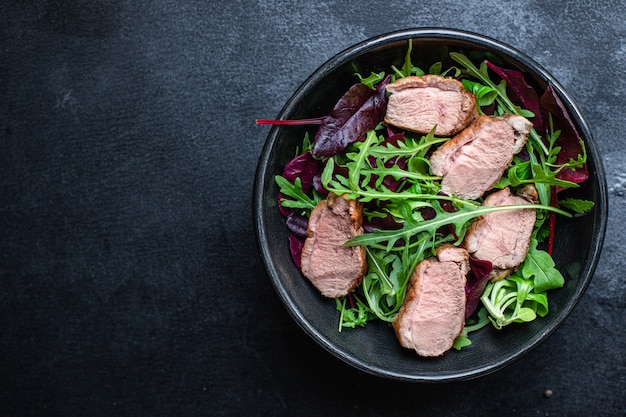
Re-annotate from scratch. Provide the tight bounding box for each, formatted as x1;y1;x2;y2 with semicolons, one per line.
522;238;565;293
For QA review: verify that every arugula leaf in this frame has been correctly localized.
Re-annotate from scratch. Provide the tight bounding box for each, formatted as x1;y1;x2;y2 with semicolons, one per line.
355;71;386;88
321;129;446;205
540;85;589;185
346;203;571;252
367;128;448;162
360;248;402;321
359;236;430;322
390;39;426;79
558;198;595;213
335;297;373;331
401;38;414;77
275;176;321;211
529;163;580;189
428;61;443;75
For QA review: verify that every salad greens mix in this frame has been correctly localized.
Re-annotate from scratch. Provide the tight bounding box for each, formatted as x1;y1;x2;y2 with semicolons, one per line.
263;40;593;349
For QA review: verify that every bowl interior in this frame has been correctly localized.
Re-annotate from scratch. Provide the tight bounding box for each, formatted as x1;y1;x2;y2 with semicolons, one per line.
254;29;607;381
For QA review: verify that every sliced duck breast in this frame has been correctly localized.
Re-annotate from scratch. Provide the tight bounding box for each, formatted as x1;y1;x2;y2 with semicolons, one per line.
393;244;469;357
429;113;532;200
384;75;478;136
300;193;368;298
464;185;538;281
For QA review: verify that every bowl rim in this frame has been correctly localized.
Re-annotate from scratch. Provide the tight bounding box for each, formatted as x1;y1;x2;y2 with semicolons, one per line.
253;27;608;382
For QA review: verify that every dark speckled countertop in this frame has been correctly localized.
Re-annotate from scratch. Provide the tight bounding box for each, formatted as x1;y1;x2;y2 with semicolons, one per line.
1;1;624;416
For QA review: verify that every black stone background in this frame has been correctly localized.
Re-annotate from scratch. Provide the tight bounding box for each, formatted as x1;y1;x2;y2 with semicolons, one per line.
1;1;624;416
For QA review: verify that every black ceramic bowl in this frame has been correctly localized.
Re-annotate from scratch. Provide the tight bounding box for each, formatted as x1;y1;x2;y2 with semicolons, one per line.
253;28;607;382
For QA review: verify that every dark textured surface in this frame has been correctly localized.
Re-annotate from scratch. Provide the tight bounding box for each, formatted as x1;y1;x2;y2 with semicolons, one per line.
0;1;624;416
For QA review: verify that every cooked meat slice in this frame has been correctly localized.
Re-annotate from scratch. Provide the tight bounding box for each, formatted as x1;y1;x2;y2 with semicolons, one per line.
393;244;469;357
464;186;538;281
300;193;367;298
436;244;470;276
430;114;532;200
384;75;478;136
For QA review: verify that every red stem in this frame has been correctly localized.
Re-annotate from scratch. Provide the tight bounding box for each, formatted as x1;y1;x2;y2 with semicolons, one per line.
548;187;557;256
255;117;324;126
347;292;356;310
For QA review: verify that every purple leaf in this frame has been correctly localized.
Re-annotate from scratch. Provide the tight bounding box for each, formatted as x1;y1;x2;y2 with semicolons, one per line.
312;171;327;198
362;212;402;233
289;234;304;269
384;131;405;146
286;213;308;239
282;151;320;194
438;192;457;213
312;76;390;158
419;207;436;221
486;61;544;132
465;257;493;319
277;192;292;217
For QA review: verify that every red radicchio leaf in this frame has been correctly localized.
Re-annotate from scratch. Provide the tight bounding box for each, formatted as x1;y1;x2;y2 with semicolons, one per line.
465;257;493;319
312;76;390;158
312;171;327;198
539;84;589;186
381;166;403;192
384;131;405;147
288;234;304;269
286;213;308;239
486;61;544;132
281;151;320;194
258;77;390;158
438;192;457;213
362;212;403;233
419;207;436;221
434;192;459;240
277;192;292;217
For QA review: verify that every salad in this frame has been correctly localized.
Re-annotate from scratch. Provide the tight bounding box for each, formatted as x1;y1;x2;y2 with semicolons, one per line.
258;40;593;353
